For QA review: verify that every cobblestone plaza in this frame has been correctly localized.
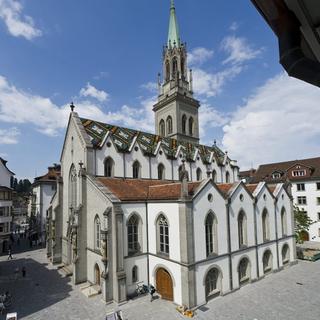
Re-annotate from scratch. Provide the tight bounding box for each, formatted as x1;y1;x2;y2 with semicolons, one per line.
0;242;319;320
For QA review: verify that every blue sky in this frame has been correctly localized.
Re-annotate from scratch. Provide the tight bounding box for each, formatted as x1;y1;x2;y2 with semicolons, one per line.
0;0;319;180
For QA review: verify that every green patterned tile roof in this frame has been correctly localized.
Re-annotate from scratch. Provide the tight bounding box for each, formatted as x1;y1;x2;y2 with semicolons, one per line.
80;117;226;164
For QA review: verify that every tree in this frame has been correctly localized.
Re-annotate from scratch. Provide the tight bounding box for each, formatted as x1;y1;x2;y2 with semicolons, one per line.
294;205;314;243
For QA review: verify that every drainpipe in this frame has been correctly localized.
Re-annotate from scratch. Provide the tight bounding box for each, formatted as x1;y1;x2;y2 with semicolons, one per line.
253;198;259;278
225;199;233;291
274;198;280;269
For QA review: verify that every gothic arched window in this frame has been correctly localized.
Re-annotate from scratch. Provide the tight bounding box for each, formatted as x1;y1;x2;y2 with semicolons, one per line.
165;60;170;82
166;116;173;134
238;258;250;285
133;161;141;179
225;171;230;183
157;214;169;255
159;119;165;137
205;268;220;299
94;216;101;250
128;214;140;255
282;244;290;265
263;250;272;274
172;57;178;79
262;209;270;242
212;170;217;183
182;115;187;134
132;265;138;283
205;212;218;256
196;168;202;181
281;207;287;236
104;157;114;178
189;117;194;136
158;164;165;180
238;211;247;248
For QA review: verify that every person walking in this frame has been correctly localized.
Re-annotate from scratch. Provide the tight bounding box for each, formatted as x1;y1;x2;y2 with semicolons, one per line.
7;249;13;260
22;266;26;278
149;284;156;302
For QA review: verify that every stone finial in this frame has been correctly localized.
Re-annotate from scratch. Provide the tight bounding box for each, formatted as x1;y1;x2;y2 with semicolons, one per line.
70;102;75;112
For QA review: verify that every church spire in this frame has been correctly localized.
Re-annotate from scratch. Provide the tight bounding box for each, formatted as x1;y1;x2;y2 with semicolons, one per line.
168;0;180;47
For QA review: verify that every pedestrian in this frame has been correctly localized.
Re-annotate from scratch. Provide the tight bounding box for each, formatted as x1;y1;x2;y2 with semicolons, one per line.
22;266;26;278
7;249;13;260
149;284;155;302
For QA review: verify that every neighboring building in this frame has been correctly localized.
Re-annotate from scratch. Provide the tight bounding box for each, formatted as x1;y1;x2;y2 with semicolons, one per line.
0;158;14;254
241;157;320;241
12;193;28;231
30;164;60;242
47;1;296;308
251;0;320;87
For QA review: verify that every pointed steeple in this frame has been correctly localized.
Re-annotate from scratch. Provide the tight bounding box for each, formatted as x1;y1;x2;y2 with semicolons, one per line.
168;0;180;47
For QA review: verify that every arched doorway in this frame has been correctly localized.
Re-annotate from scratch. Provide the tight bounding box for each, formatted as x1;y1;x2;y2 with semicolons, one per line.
156;268;173;301
263;250;273;274
300;230;309;242
94;264;101;286
238;257;251;286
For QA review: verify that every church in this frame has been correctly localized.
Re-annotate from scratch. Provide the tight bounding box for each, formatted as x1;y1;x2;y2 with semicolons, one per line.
47;1;296;308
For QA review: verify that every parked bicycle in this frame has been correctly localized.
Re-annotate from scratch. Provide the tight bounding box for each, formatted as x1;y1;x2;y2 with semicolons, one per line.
0;292;12;314
135;282;149;296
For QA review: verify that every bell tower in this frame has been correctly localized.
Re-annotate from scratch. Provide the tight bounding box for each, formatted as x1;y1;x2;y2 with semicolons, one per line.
153;0;200;144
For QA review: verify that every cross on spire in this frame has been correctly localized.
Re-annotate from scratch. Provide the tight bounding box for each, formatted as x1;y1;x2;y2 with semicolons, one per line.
168;0;180;47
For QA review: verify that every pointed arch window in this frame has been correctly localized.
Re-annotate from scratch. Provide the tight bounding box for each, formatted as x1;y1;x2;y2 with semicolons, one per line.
205;212;218;256
282;244;290;265
158;164;165;180
281;207;287;236
225;171;230;183
133;161;141;179
205;268;220;299
104;157;114;177
263;250;272;274
238;211;247;248
128;214;140;255
157;214;169;255
212;170;217;183
262;209;270;242
94;216;101;250
182;115;187;134
172;57;178;79
159;119;165;137
189;117;194;136
132;265;138;283
166;116;173;134
196;168;202;181
165;60;170;82
239;258;250;284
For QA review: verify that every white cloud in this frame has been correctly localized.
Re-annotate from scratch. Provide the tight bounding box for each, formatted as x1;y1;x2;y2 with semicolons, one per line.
229;22;239;32
0;127;19;144
0;0;42;40
80;83;109;102
0;74;157;138
221;36;262;65
222;73;320;169
188;47;214;66
193;65;243;97
140;82;158;93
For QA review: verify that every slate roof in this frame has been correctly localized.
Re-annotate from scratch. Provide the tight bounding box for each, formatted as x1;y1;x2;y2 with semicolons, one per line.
80;118;228;165
250;157;320;183
97;177;202;201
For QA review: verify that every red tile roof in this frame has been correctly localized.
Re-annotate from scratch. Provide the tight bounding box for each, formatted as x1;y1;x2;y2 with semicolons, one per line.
216;183;235;197
97;178;202;201
34;165;61;183
245;184;259;194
